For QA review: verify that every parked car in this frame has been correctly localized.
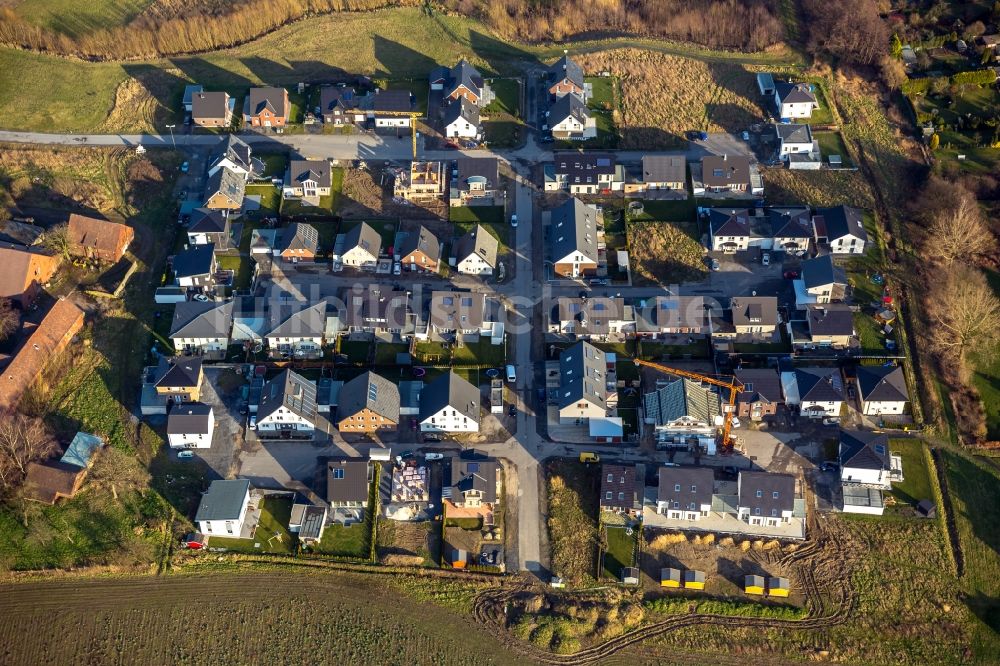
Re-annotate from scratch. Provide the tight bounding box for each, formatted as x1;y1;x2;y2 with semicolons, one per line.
424;452;444;461
710;258;721;271
579;452;600;463
249;415;257;429
393;262;401;275
741;131;750;141
821;417;839;426
698;131;709;141
180;161;190;173
423;433;442;442
783;270;800;279
510;214;518;227
761;252;770;267
177;450;194;459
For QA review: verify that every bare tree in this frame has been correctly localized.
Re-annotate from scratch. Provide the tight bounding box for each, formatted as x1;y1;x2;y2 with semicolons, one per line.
0;413;57;494
39;222;71;261
803;0;888;65
87;446;149;501
924;191;996;265
930;266;1000;368
0;297;18;342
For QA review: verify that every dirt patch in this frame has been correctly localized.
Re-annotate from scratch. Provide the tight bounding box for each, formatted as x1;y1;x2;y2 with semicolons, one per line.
626;220;708;285
377;519;439;566
340;166;446;220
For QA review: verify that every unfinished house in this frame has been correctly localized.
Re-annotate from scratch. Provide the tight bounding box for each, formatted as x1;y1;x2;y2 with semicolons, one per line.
393;161;446;201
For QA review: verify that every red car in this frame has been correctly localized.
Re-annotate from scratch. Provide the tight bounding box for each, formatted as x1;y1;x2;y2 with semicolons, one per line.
783;270;800;279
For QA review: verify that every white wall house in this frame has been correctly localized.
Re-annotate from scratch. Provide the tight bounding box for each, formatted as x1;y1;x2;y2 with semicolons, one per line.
418;372;481;433
341;245;379;267
257;403;315;433
167;404;215;449
774;82;818;119
801;397;842;417
456;251;493;275
420;405;479;432
173;334;228;355
373;115;410;128
829;233;866;255
196;479;251;538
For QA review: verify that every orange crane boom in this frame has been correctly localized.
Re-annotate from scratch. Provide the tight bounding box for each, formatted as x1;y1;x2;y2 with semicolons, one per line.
632;358;744;452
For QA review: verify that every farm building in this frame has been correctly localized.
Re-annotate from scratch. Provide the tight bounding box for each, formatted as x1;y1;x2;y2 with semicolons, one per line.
768;577;790;597
661;567;682;588
745;574;765;595
684;570;706;590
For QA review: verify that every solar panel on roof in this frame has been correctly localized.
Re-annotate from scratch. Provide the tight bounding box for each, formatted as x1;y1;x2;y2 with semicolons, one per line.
468;462;479;472
368;383;378;402
596;158;610;166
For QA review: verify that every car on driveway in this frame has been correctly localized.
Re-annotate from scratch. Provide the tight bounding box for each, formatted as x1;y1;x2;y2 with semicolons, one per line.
761;252;770;267
180;161;189;173
177;450;194;459
248;415;257;430
510;214;518;228
424;452;444;461
710;258;721;271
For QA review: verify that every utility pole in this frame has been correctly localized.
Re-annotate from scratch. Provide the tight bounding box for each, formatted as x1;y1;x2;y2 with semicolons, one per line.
166;124;176;150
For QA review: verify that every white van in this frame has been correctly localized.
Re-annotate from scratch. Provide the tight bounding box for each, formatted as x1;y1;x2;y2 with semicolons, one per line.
505;365;517;383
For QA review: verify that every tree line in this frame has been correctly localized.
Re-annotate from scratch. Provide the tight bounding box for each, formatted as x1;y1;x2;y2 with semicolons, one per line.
0;0;414;60
446;0;785;51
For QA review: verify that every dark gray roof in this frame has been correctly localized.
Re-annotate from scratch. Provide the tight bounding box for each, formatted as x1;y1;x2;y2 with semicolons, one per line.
775;123;813;144
167;402;213;434
188;208;228;234
195;479;250;522
795;367;843;402
775;81;817;105
326;458;371;503
337;371;400;422
153;356;203;389
418;371;480;423
553;152;616;184
210;135;256;175
205;167;245;207
839;430;890;471
371;89;414;113
734;368;783;405
806;304;854;335
600;464;638;509
173;244;215;278
801;254;846;289
550;198;599;263
813;205;867;243
248;87;287;117
444;96;480;126
191;91;229;119
398;225;441;263
287;160;332;189
429;291;487;330
258;369;318;423
556;297;627;336
738;471;795;515
297;504;326;540
320;86;360;113
450;452;499;504
634;295;713;333
454;157;499;189
710;208;753;238
341;286;411;330
729;296;778;327
278;223;319;255
443;59;485;99
641;154;686;184
343;221;382;258
549;92;590;126
266;299;332;339
643;377;721;425
558;341;608;409
769;208;812;239
657;466;714;508
170;300;233;339
857;365;908;403
455;224;498;267
702;155;750;188
548;55;585;90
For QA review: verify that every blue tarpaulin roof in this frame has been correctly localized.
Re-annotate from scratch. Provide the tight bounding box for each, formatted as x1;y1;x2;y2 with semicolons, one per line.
60;432;103;469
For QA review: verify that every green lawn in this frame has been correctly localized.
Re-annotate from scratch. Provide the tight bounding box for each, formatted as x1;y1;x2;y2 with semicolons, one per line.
374;342;410;366
444;516;483;530
216;255;251;291
483;119;523;148
581;76;619;148
339;340;371;365
257;153;288;179
450;206;505;225
452;338;506;367
602;525;638;580
638;339;711;359
888;439;933;510
633;198;696;222
14;0;152;38
814;131;852;165
208;497;295;554
615;359;639;381
244;184;280;215
854;312;894;354
312;522;369;558
413;341;451;365
485;79;519;116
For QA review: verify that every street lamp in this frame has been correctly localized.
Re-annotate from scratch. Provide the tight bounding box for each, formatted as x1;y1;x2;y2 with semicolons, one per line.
165;124;176;150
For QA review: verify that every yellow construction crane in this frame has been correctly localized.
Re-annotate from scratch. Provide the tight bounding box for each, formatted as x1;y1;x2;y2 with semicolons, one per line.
632;358;744;453
370;110;421;159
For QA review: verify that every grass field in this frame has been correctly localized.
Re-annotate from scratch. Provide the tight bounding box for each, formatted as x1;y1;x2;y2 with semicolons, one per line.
601;526;637;580
485;78;519;116
970;270;1000;439
312;522;370;558
813;131;852;166
633;198;696;222
450;205;505;225
13;0;152;38
546;459;599;586
452;338;506;367
887;439;933;511
627;220;708;285
761;168;875;209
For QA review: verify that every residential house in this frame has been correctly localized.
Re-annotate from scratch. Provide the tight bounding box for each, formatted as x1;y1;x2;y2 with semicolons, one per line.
550;198;599;278
427;291;500;340
544;152;620;194
245;87;290;128
398;225;441;273
557;341;614;424
634;295;712;338
0;299;84;413
393;161;446;201
448;157;500;207
775;123;816;157
369;89;415;128
264;299;337;359
448;454;501;512
167;403;215;449
550;297;634;340
182;84;203;113
656;466;714;520
769;208;813;253
632;154;687;192
203;167;245;211
643;378;721;451
708;208;756;252
172;244;217;291
454;224;499;276
256;369;318;436
191;91;234;127
712;296;779;342
839;429;902;516
800;304;855;349
336;371;400;433
418;370;481;433
812;205;867;255
856;365;908;416
207;134;263;180
282;160;332;200
796;255;847;306
0;245;59;307
547;93;595;140
320;86;365;126
150;355;204;404
600;464;641;515
737;471;795;526
430;59;494;106
546;54;587;101
734;368;783;421
443;97;480;139
340;286;412;337
23;432;104;505
327;458;372;519
187;208;232;249
340;221;382;268
785;367;844;418
196;479;252;537
169;300;233;356
700;155;759;194
276;223;319;262
774;81;818;119
67;214;133;263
